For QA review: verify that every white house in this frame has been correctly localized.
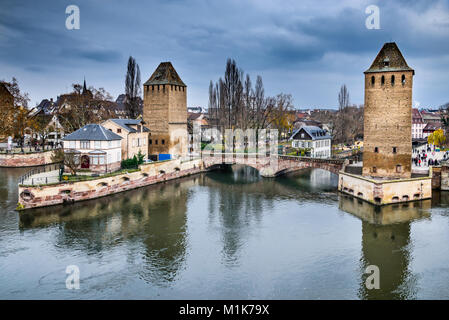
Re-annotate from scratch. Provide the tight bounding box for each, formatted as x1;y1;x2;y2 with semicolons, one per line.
412;108;425;140
62;124;123;173
289;126;332;158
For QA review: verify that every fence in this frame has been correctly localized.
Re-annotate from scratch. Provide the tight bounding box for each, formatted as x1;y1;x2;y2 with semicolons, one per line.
18;163;62;185
0;145;61;154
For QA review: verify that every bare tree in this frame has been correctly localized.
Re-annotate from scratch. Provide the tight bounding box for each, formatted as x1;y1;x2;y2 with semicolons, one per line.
58;83;116;132
51;149;80;176
1;77;30;108
125;56;142;119
207;58;295;151
338;84;350;111
334;84;351;144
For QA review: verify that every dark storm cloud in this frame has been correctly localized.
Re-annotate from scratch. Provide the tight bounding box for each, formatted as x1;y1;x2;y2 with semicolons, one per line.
61;48;121;63
1;0;449;108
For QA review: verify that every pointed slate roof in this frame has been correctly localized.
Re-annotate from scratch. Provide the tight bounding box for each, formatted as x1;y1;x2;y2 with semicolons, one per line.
63;124;123;141
364;42;414;74
144;62;186;87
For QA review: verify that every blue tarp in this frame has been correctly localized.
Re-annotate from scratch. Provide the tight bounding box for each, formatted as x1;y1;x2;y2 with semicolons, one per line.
159;154;171;161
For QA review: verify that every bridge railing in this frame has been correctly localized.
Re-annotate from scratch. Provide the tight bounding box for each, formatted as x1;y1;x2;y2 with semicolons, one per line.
18;163;62;186
279;155;345;164
199;151;345;164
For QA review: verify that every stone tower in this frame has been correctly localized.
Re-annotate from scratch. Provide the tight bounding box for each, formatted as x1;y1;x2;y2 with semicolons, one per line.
143;62;188;159
362;42;414;179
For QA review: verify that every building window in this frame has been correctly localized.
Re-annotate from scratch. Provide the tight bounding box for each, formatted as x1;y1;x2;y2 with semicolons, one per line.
69;141;76;149
396;165;402;173
374;147;379;153
117;128;121;133
371;76;375;86
393;147;397;153
155;140;158;145
162;139;165;145
94;141;101;149
149;139;152;145
81;141;90;149
402;74;406;85
391;75;395;86
372;167;377;173
381;75;385;86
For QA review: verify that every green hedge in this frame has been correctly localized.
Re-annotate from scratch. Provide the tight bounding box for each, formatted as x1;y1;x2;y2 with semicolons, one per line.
121;151;145;169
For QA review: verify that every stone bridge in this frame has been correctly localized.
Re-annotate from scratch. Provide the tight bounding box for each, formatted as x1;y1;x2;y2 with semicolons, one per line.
201;153;347;177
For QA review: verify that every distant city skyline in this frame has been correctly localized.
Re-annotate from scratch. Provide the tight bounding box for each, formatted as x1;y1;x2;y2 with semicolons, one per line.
1;0;449;109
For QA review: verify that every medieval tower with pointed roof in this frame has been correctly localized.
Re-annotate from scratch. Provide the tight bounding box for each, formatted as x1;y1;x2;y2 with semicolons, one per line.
143;62;188;158
362;42;414;179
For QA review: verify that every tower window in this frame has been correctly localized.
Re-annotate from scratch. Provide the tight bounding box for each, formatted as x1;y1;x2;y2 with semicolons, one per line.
391;75;395;86
155;140;158;145
374;147;379;153
396;165;402;173
372;167;377;173
371;76;375;86
149;139;152;145
381;76;385;86
393;147;397;153
401;74;406;85
152;85;154;91
162;139;165;145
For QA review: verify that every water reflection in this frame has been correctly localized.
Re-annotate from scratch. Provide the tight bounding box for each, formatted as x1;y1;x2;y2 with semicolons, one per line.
339;195;431;299
20;177;196;285
2;165;448;299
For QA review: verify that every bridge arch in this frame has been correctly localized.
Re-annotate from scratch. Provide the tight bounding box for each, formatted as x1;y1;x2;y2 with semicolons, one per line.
201;154;346;177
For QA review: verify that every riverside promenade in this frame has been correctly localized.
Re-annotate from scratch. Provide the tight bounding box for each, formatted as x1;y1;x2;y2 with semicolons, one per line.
18;157;204;210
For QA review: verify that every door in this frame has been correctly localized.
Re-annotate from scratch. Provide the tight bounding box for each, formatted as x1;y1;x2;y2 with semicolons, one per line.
81;155;90;169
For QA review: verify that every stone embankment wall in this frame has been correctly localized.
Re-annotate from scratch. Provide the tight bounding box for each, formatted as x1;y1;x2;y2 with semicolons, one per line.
0;150;57;167
338;171;432;205
441;165;449;191
18;158;203;210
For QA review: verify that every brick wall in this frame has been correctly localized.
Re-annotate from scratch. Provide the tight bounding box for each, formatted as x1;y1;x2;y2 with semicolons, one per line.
143;84;187;157
0;150;57;167
363;70;413;179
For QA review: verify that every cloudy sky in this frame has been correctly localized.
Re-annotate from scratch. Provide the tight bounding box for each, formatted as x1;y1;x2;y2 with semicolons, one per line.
1;0;448;109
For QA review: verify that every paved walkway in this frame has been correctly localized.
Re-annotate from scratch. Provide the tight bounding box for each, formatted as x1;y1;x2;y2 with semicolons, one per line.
22;170;60;185
412;143;447;170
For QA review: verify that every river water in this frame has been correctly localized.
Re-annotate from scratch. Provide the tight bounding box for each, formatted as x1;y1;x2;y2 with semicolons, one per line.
1;165;449;299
